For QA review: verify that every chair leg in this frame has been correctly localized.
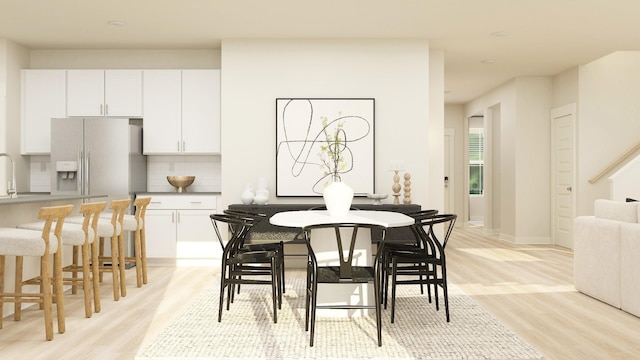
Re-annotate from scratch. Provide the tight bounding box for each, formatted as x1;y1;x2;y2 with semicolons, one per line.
375;266;382;347
270;258;278;323
309;274;318;347
390;258;398;323
40;253;54;341
91;239;101;313
14;256;23;320
81;243;92;318
218;262;227;322
109;235;120;301
140;227;148;284
71;245;79;295
117;232;127;297
53;245;65;334
133;228;143;287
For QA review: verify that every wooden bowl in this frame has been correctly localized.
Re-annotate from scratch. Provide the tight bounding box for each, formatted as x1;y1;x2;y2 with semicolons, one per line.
167;176;195;193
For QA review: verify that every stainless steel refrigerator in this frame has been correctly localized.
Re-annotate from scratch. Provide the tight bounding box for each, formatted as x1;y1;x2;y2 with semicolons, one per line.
50;117;147;204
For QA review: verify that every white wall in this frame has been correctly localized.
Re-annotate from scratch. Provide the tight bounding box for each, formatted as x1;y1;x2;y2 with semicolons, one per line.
220;39;438;211
578;51;640;215
464;77;552;243
610;155;640;202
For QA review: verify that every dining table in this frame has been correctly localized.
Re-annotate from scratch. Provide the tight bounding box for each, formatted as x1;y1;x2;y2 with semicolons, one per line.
270;209;414;316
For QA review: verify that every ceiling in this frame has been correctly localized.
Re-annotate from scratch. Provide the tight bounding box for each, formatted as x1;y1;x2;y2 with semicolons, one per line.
2;0;640;104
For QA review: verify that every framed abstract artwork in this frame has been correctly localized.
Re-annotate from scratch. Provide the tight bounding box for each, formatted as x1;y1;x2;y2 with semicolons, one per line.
276;98;375;197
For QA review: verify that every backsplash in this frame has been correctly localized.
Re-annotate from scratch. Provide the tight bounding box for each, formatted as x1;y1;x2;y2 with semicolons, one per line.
147;155;221;192
29;155;221;193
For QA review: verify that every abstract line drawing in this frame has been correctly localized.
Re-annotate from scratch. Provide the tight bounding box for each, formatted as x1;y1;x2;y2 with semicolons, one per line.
276;98;375;197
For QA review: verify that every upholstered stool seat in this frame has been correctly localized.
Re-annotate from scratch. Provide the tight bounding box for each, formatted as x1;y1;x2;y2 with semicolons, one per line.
18;222;93;247
0;204;73;340
0;228;59;256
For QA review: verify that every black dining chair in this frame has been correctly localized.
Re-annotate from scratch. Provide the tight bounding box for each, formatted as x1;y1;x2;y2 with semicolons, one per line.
381;209;439;308
210;213;283;323
302;222;387;347
386;213;457;323
223;209;286;295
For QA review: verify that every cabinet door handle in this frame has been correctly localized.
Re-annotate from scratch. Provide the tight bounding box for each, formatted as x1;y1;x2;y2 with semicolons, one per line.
105;104;109;115
177;141;180;151
171;212;175;223
182;140;185;152
177;211;181;223
100;104;103;115
190;201;202;204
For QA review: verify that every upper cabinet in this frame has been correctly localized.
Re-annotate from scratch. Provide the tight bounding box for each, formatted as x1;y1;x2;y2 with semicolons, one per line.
143;69;220;154
21;69;67;154
67;70;142;117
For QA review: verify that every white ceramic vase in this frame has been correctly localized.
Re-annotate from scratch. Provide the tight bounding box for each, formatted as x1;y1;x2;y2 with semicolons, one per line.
240;184;255;205
323;180;354;216
254;189;269;205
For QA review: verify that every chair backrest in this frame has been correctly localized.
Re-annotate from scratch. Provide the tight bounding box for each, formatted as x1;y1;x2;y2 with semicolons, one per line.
133;196;152;229
222;209;266;246
79;201;107;242
210;213;254;255
108;198;132;235
302;222;387;278
415;214;457;256
38;204;75;252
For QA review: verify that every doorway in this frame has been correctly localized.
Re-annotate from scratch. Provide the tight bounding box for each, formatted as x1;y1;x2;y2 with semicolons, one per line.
468;116;484;226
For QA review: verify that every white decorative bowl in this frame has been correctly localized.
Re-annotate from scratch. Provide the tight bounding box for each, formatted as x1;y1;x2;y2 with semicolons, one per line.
367;193;388;205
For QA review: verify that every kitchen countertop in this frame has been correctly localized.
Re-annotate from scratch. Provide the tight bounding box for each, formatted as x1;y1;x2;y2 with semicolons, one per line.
137;192;221;195
0;193;107;206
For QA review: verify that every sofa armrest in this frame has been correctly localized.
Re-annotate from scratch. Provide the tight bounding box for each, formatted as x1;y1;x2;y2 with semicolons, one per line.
574;216;621;308
621;223;640;317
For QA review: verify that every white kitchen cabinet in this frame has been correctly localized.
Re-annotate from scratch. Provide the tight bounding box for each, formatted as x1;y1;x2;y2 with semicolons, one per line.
142;69;220;154
20;69;66;154
144;194;218;262
67;69;142;117
182;70;221;154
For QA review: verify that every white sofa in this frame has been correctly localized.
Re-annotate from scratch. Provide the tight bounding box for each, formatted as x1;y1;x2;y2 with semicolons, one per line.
574;199;640;317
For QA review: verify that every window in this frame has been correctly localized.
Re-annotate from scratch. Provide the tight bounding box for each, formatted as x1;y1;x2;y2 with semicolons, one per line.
469;128;484;195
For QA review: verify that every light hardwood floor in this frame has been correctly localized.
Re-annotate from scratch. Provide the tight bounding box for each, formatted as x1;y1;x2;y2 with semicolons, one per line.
0;226;639;359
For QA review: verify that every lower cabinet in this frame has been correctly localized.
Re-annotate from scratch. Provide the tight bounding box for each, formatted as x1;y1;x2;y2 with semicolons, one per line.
144;194;218;264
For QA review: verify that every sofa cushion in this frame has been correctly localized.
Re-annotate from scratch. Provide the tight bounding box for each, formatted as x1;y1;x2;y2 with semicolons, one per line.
621;223;640;317
574;216;621;308
594;199;639;223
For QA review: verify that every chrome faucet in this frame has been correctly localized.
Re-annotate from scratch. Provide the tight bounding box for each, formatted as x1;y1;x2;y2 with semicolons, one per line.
0;153;17;198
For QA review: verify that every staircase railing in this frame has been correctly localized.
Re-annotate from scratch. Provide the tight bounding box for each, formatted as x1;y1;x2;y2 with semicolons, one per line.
588;141;640;184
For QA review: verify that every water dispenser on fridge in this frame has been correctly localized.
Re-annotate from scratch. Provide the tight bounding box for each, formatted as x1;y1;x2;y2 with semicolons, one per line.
55;160;78;192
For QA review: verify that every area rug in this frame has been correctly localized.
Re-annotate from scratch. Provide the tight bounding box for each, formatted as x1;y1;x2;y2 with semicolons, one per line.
136;277;544;360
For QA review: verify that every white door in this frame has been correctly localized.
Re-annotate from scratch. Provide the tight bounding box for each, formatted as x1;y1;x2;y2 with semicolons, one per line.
551;104;576;249
444;129;455;213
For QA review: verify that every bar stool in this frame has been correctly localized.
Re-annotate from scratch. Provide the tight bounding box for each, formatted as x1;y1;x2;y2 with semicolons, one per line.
0;204;73;340
102;197;151;287
66;199;128;300
17;201;106;317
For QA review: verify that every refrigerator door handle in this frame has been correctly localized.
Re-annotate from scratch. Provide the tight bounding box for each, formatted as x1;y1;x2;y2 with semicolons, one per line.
78;148;84;195
86;150;91;196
